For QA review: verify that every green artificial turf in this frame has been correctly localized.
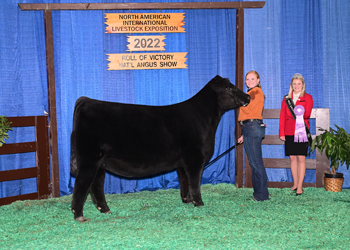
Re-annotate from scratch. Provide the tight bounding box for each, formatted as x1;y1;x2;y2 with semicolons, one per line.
1;183;349;249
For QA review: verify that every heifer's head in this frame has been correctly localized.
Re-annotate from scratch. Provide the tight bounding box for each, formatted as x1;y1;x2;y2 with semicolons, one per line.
209;75;250;111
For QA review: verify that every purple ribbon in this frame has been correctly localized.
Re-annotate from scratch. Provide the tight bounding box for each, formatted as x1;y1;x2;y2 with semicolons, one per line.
294;105;308;143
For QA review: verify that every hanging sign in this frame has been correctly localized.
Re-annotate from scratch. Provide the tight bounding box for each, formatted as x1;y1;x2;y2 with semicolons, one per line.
127;36;166;52
105;13;185;33
107;52;188;70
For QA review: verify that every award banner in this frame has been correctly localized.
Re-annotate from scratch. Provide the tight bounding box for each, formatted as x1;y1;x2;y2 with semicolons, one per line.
107;52;188;70
105;13;185;33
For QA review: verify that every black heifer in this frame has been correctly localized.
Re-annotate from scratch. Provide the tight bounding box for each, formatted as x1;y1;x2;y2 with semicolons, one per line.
70;75;250;221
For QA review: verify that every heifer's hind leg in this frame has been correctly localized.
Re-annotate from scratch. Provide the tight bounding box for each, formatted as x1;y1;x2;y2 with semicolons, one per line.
90;168;111;214
71;164;99;222
176;168;191;204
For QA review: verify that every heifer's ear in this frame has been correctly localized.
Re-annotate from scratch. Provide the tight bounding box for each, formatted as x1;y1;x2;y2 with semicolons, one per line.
228;82;238;91
213;75;222;81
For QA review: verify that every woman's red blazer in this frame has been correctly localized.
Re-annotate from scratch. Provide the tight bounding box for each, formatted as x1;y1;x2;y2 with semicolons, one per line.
279;93;314;137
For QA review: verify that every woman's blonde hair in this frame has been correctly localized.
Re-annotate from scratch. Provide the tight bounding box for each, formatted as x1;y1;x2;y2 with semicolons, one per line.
245;70;261;88
288;73;305;98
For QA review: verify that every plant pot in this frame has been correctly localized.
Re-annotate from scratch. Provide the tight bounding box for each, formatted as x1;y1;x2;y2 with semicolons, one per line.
324;172;344;192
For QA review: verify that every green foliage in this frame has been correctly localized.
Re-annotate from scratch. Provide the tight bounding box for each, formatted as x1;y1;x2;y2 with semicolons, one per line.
310;124;350;173
0;115;12;147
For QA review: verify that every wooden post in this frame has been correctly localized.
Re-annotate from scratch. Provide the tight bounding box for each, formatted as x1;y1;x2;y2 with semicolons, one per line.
235;8;244;188
315;109;330;187
35;116;51;199
44;10;60;198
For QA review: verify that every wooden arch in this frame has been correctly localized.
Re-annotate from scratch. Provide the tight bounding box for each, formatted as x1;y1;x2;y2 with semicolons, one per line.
19;2;266;197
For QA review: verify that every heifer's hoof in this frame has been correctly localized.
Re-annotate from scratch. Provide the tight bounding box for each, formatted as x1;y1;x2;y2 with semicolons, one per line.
75;216;88;222
181;198;193;204
193;201;204;207
97;206;111;214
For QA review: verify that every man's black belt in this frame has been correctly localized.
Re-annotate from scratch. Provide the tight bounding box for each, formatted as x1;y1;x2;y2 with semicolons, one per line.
239;119;263;126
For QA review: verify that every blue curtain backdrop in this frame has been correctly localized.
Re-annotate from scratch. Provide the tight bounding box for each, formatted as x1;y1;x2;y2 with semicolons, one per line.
1;0;350;199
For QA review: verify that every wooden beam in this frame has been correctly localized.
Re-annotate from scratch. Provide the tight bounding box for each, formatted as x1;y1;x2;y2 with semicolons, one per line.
19;2;265;11
0;167;37;182
268;182;316;189
234;8;244;188
44;10;60;198
5;116;36;127
0;193;38;206
0;142;36;155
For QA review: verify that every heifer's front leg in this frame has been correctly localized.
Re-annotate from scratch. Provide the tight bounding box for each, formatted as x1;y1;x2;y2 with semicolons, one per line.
176;167;191;204
185;166;204;207
90;168;111;214
71;166;98;222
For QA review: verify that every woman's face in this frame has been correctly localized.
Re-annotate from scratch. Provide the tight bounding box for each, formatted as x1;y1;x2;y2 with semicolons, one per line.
245;73;260;89
292;79;303;94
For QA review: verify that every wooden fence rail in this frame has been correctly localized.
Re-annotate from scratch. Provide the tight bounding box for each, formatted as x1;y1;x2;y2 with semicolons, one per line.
0;116;51;205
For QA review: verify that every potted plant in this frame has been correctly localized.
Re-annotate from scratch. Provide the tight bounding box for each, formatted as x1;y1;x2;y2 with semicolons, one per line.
310;124;350;192
0;115;12;147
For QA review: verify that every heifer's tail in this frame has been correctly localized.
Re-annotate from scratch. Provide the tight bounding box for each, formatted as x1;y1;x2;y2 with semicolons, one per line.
70;97;88;176
70;131;78;176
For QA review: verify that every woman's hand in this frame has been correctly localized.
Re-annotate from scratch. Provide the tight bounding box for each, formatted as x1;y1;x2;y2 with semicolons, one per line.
238;135;243;144
279;136;285;141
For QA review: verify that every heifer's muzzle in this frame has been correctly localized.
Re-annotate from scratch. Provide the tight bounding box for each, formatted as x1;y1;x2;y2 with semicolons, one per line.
242;95;251;107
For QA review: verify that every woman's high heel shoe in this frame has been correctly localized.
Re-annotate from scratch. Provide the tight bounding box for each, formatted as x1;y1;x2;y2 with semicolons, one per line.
291;188;297;192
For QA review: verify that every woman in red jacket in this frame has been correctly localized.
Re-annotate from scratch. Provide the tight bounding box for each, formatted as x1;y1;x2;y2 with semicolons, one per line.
279;73;313;196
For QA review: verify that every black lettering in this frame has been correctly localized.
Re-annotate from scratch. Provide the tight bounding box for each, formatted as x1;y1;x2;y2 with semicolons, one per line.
160;61;178;67
119;14;139;20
